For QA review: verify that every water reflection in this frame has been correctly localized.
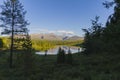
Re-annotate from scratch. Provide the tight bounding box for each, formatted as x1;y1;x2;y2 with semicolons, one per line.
36;46;82;55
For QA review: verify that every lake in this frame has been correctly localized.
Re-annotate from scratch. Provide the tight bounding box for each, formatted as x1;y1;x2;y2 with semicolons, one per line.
36;46;82;55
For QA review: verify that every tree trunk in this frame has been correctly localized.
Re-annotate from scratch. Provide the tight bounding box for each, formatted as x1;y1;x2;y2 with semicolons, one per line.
10;2;15;68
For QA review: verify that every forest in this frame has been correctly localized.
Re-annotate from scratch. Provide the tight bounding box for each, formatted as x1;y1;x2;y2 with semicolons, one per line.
0;37;83;51
0;0;120;80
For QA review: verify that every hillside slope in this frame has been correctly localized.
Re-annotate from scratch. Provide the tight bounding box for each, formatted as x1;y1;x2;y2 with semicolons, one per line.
30;33;83;40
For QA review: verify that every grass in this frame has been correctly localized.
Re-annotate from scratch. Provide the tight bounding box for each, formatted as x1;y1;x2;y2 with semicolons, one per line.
0;50;120;80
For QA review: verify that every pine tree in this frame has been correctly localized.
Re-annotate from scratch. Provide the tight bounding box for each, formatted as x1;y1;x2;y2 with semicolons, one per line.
57;47;65;64
0;0;29;68
61;49;65;63
22;32;33;77
82;16;103;54
57;47;62;64
103;0;120;53
66;48;73;65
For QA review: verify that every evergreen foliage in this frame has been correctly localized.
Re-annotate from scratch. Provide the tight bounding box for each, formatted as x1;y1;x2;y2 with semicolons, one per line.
22;33;34;77
66;49;73;65
0;0;29;68
103;0;120;53
57;47;65;64
83;0;120;54
82;16;104;54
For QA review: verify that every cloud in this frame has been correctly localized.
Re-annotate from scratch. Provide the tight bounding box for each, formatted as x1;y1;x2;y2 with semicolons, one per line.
39;29;49;33
30;28;75;36
48;30;75;35
57;30;75;35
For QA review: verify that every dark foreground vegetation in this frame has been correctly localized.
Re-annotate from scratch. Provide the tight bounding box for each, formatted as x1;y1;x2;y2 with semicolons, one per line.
82;0;120;55
0;51;120;80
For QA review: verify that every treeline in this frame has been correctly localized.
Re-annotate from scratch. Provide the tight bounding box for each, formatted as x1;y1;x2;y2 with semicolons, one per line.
32;40;55;51
32;39;83;51
0;37;83;51
82;0;120;55
49;40;83;46
0;37;10;49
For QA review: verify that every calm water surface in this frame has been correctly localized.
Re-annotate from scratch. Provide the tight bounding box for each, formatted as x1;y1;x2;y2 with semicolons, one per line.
36;46;82;55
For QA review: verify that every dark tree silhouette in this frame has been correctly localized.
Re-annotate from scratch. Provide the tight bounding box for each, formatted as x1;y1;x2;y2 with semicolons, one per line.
22;32;33;77
83;0;120;54
0;38;3;48
103;1;114;9
82;16;103;54
66;48;73;65
57;47;66;64
45;50;48;56
0;0;29;68
103;0;120;53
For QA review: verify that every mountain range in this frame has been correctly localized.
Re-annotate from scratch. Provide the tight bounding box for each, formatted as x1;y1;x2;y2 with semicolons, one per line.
30;33;83;40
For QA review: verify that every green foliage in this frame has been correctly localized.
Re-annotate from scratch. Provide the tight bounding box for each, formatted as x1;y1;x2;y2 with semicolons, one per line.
0;37;10;49
22;34;32;51
103;0;120;53
16;34;34;77
57;47;66;64
32;39;83;51
0;0;29;68
66;49;73;65
1;51;120;80
52;40;83;46
0;0;29;34
82;0;120;55
57;48;73;65
82;16;104;54
32;40;55;51
0;37;83;51
22;34;34;77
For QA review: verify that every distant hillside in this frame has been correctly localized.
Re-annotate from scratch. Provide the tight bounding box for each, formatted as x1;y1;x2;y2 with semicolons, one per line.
30;33;62;40
65;36;83;40
30;33;83;40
